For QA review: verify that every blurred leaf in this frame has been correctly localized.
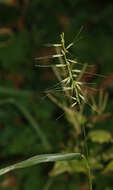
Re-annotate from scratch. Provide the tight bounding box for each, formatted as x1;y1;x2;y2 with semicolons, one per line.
0;30;31;69
102;148;113;161
70;159;87;173
89;157;103;170
50;158;87;176
104;160;113;173
88;130;112;143
49;161;71;176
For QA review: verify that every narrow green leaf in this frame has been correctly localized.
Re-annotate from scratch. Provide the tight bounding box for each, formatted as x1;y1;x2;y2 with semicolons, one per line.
0;153;82;176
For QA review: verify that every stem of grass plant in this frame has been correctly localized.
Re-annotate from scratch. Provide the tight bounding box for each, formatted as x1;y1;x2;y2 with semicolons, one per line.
82;155;93;190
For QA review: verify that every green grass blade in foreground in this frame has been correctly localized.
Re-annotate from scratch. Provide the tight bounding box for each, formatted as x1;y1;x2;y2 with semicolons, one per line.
0;153;82;176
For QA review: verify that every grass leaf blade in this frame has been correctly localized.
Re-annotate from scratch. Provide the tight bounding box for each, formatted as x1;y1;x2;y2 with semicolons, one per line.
0;153;82;176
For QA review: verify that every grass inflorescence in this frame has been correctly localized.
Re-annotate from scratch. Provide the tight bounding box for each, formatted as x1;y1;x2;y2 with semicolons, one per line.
36;32;94;111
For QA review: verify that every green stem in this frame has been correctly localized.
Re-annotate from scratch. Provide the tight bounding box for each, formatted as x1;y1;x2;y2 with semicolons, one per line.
0;98;50;151
82;155;93;190
81;124;93;190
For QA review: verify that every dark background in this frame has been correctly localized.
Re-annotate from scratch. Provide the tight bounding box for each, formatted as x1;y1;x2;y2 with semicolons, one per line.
0;0;113;189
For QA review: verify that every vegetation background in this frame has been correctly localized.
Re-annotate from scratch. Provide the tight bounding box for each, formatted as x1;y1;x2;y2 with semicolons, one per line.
0;0;113;189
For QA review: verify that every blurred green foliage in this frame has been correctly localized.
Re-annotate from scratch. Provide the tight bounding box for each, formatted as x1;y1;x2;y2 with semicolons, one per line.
0;0;113;189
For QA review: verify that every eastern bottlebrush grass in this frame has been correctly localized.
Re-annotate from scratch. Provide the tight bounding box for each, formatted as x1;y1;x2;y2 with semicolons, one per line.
35;33;108;190
0;33;110;190
35;32;105;112
0;33;106;190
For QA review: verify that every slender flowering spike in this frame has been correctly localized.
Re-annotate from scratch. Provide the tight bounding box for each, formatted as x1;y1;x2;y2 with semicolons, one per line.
66;43;74;50
66;78;71;85
63;87;72;91
68;59;78;64
60;33;65;44
61;77;70;83
36;64;66;68
35;54;63;60
72;69;81;73
79;94;85;101
71;102;77;108
76;84;82;92
66;61;71;66
45;43;62;47
73;74;78;78
61;49;68;54
55;64;66;67
76;82;83;85
68;59;93;67
52;54;63;58
71;96;77;101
